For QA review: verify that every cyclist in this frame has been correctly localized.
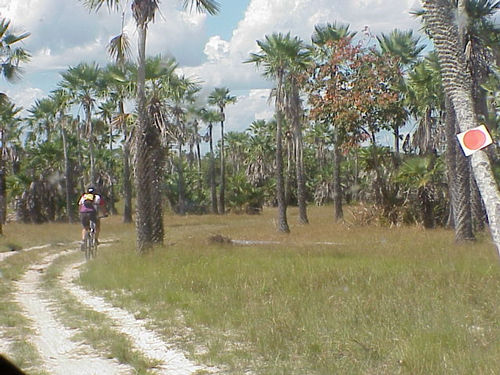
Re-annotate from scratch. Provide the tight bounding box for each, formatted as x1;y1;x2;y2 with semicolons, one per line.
78;186;107;248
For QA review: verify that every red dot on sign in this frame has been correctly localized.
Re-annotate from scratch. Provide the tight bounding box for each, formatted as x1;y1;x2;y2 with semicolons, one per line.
463;129;487;150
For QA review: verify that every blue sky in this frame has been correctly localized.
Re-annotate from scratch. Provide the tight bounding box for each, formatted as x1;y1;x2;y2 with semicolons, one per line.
1;0;424;138
205;0;250;40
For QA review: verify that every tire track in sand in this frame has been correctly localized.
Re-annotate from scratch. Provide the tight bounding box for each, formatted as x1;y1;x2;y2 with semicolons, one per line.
61;254;219;375
14;251;134;375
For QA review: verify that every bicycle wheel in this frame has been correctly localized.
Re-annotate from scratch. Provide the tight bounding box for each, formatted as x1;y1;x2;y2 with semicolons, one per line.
90;231;98;259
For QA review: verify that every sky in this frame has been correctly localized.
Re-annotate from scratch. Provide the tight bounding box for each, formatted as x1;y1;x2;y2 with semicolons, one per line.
0;0;424;139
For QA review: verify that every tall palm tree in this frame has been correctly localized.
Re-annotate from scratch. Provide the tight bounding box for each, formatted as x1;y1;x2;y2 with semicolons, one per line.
81;0;220;252
50;89;76;223
208;87;236;214
377;29;424;154
283;42;311;224
406;53;444;155
101;63;136;222
0;18;30;85
60;62;101;186
422;0;500;257
200;108;221;214
247;32;309;233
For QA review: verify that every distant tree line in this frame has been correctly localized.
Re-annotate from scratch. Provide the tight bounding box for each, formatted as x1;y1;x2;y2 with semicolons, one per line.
1;0;499;253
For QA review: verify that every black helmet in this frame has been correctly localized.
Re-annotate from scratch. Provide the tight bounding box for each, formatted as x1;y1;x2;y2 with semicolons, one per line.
87;186;95;193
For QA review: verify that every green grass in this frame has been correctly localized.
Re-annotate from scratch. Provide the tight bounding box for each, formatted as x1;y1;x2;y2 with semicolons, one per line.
0;248;50;375
73;206;500;375
0;207;498;374
40;252;158;375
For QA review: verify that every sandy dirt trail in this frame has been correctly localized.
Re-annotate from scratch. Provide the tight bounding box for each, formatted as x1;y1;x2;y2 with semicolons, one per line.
13;251;134;375
61;258;215;375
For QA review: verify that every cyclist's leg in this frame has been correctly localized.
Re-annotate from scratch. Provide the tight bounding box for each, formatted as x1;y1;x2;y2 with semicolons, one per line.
80;213;91;249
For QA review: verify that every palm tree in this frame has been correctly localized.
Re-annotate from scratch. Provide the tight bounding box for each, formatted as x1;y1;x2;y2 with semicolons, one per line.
459;0;500;129
396;156;444;228
247;32;308;233
0;18;30;85
406;53;444;156
81;0;220;252
311;22;356;46
208;87;236;214
0;96;22;231
101;63;136;222
282;42;311;224
445;94;475;241
200;108;221;214
377;29;424;154
421;0;500;257
60;62;101;186
50;89;76;223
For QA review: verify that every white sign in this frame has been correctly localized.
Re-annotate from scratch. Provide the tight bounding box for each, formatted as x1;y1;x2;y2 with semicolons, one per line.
456;125;493;156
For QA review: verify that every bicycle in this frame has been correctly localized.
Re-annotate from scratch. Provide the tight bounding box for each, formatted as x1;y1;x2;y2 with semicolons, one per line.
83;219;98;261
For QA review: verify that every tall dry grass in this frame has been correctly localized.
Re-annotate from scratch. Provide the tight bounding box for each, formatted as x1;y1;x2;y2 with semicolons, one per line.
74;206;500;374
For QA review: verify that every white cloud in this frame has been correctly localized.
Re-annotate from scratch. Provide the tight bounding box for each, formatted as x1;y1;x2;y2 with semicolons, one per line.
225;89;273;133
203;35;230;62
188;0;425;131
4;86;45;113
1;0;426;134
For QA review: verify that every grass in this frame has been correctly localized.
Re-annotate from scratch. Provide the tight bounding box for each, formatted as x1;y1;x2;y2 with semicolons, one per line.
0;247;50;375
72;206;500;375
0;207;498;374
40;251;158;375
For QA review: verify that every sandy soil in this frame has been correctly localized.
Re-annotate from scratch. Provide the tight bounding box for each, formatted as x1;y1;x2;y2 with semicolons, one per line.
1;244;219;375
14;251;133;375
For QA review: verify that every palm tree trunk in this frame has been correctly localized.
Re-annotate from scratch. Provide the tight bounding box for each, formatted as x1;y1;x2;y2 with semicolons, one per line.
219;117;225;214
76;120;85;193
135;23;163;252
285;133;293;205
178;142;185;215
108;121;117;215
0;129;4;231
85;104;96;185
209;123;218;214
291;86;308;224
275;72;290;233
445;94;474;241
123;140;133;223
423;0;500;257
470;174;486;231
61;124;74;223
332;125;343;221
120;101;133;223
276;110;290;232
196;141;202;193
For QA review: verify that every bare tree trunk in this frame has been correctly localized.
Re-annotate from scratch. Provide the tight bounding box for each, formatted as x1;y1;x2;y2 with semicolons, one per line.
423;0;500;257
